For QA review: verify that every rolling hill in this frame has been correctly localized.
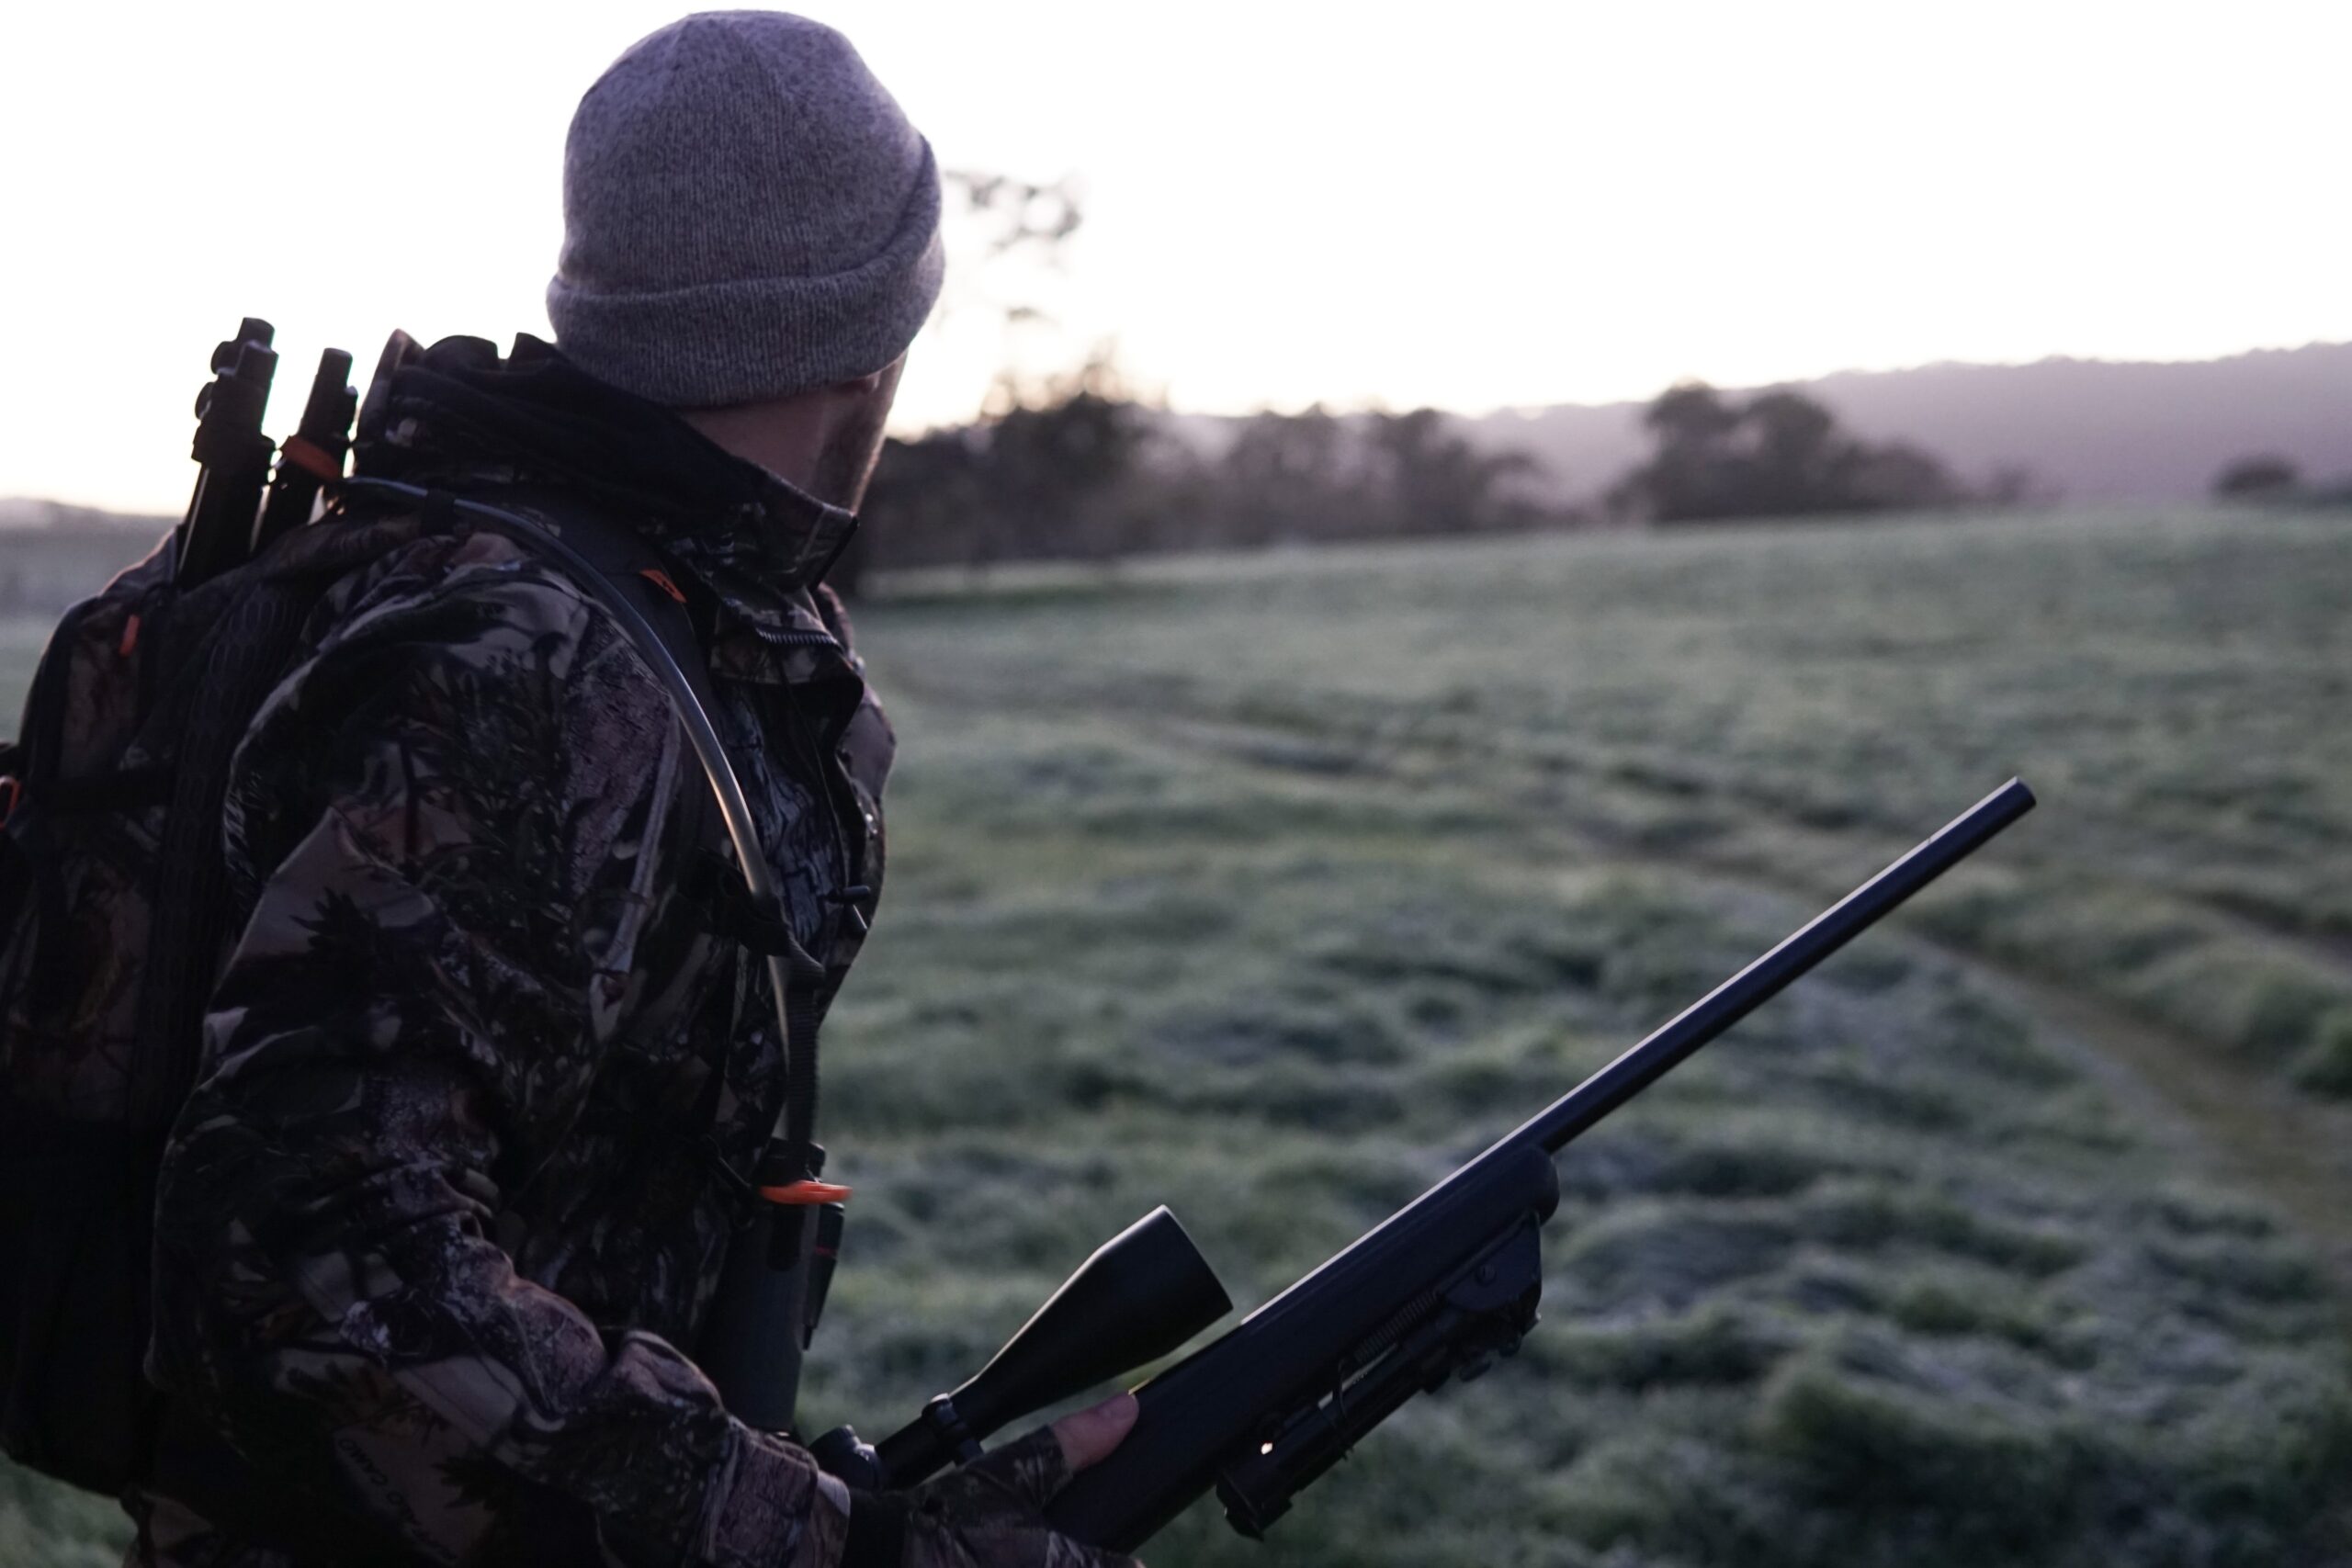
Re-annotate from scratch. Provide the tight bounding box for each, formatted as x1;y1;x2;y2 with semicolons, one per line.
1465;342;2352;506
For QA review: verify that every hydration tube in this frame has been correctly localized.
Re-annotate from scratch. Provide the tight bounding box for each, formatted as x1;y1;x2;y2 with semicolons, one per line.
334;478;806;1080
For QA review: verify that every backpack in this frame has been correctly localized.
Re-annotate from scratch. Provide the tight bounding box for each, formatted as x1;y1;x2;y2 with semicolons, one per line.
0;460;821;1498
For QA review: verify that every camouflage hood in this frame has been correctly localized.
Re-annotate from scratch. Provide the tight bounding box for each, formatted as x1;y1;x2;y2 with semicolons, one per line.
355;333;862;632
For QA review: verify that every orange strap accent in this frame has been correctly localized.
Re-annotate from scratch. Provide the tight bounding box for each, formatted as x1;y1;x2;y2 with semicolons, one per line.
281;434;343;481
640;568;687;604
119;614;141;659
757;1179;853;1206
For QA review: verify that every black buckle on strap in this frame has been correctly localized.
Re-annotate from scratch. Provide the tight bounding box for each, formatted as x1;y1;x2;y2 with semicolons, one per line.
691;850;798;955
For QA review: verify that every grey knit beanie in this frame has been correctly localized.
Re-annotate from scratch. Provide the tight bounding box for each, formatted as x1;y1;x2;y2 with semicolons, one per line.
547;11;944;407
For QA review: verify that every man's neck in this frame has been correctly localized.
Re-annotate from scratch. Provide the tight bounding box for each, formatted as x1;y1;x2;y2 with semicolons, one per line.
677;402;830;496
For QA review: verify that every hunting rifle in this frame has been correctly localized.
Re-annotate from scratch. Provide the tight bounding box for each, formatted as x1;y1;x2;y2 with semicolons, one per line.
811;778;2037;1552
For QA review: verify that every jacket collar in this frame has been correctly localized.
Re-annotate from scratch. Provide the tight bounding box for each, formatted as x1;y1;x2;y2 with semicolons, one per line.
355;334;860;646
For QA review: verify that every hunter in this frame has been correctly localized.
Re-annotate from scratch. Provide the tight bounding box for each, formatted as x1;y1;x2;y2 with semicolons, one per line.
135;13;1135;1567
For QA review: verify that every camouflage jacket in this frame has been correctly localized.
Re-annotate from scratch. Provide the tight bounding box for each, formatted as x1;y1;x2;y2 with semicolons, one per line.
137;341;893;1567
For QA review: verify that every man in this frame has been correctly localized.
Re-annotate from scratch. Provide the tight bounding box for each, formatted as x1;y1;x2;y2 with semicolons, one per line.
135;14;1135;1567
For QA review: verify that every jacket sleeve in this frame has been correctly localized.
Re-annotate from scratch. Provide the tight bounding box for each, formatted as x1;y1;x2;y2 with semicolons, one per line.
147;548;851;1568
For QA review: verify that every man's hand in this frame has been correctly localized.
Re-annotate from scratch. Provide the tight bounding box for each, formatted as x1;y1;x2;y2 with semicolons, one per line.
1047;1392;1139;1472
842;1393;1142;1568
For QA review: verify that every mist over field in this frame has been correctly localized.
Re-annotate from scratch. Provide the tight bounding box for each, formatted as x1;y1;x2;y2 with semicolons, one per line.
6;502;2346;1565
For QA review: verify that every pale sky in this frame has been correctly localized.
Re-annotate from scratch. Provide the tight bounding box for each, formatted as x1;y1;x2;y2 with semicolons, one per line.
3;0;2346;513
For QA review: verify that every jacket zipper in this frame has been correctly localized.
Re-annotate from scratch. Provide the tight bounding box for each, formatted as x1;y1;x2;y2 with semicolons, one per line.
757;626;842;653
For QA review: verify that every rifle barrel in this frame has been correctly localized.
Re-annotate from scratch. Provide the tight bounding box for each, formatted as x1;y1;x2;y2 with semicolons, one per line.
1518;776;2034;1156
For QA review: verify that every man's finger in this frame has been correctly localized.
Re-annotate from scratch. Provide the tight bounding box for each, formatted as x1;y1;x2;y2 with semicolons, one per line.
1051;1391;1138;1472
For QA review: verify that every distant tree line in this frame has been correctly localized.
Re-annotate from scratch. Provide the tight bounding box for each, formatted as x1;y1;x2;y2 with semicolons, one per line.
2213;455;2302;498
1604;381;2041;524
842;364;1559;589
843;370;2046;589
2208;453;2352;508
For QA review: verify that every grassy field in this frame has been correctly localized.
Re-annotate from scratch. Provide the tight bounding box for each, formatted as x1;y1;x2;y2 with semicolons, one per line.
5;504;2350;1565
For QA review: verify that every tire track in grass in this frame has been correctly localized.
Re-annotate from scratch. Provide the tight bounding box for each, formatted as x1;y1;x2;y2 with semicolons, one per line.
1111;702;2352;1301
1983;964;2352;1298
879;660;2352;1310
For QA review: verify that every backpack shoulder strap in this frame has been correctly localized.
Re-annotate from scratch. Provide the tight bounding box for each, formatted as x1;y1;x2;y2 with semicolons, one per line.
467;488;724;723
457;490;786;944
337;477;817;967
